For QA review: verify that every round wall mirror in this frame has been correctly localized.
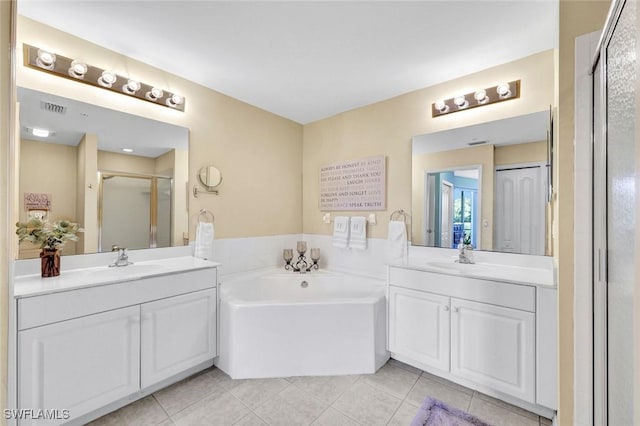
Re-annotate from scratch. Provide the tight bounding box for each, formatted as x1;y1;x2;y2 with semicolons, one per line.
198;165;223;189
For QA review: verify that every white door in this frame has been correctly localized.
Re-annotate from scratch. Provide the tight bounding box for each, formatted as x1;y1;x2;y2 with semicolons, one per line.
18;306;140;426
141;288;216;388
424;173;436;245
450;298;535;403
440;180;453;248
388;286;450;372
494;166;546;255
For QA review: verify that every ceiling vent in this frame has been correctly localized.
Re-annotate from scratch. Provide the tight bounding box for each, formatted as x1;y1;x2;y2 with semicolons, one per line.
467;140;487;146
40;100;66;115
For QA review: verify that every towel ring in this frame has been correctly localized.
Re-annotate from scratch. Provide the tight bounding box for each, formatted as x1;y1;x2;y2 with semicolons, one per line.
198;209;214;223
389;209;410;223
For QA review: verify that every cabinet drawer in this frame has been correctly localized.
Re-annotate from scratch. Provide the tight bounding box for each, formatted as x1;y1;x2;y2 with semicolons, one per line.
18;269;216;330
388;266;535;312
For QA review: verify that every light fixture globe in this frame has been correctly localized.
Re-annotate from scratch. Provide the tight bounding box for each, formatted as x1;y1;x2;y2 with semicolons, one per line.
453;95;468;109
496;82;511;98
98;70;117;88
123;79;141;94
36;49;56;70
166;94;184;108
145;87;164;101
474;89;488;104
68;60;88;79
434;100;449;113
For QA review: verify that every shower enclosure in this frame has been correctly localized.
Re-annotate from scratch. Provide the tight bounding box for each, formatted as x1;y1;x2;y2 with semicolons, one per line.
592;0;637;423
99;173;172;252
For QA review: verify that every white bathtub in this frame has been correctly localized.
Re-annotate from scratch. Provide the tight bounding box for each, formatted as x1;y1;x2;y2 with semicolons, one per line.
216;270;389;379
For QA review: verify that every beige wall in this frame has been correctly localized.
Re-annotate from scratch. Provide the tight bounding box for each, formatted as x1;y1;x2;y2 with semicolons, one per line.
494;140;547;166
98;150;156;175
411;145;493;248
557;2;611;424
16;16;303;242
303;50;555;238
18;139;77;257
0;2;15;423
77;134;98;253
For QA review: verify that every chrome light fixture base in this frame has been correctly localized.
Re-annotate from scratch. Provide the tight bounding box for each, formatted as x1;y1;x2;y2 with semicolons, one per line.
24;44;186;112
432;80;520;117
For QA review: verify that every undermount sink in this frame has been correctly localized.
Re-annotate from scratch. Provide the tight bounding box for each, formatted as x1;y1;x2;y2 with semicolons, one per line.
88;263;165;278
424;261;496;274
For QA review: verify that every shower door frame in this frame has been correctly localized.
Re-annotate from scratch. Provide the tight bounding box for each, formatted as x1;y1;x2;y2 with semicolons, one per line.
98;171;174;252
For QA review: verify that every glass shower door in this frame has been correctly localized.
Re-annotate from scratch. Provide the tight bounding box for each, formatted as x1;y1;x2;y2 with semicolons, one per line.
603;0;636;423
100;175;152;252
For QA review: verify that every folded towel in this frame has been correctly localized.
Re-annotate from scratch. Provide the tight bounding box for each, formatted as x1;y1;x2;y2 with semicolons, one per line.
349;216;367;250
388;220;407;263
332;216;350;248
194;221;214;260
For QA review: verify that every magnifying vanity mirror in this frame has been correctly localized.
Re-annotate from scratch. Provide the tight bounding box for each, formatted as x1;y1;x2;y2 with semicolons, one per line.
16;87;189;259
412;110;551;256
198;165;223;189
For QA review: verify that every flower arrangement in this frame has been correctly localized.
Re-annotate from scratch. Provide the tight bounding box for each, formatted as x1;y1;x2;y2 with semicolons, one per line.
16;218;81;250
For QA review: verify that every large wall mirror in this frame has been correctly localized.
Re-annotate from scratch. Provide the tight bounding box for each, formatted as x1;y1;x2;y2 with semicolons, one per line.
17;87;189;259
412;110;551;256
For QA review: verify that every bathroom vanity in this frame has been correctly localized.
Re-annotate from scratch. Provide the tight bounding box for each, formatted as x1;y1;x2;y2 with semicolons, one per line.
12;255;219;426
387;260;556;417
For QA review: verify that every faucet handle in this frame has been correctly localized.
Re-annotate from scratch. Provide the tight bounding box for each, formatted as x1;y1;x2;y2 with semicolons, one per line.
111;245;120;252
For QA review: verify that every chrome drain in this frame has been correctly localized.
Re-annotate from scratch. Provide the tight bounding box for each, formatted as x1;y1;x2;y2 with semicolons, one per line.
300;281;309;288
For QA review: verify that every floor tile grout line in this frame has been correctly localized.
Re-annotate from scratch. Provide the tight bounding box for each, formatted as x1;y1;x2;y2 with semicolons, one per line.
151;394;173;424
329;402;365;426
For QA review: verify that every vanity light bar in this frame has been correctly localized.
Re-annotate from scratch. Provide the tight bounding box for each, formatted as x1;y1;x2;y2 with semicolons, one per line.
431;80;520;117
24;44;186;112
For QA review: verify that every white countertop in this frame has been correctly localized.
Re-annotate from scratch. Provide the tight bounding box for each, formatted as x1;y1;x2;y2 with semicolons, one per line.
14;256;220;298
389;258;555;288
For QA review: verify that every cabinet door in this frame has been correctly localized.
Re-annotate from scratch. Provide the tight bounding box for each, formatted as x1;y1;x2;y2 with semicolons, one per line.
451;298;535;402
141;288;216;388
18;306;140;426
388;286;450;371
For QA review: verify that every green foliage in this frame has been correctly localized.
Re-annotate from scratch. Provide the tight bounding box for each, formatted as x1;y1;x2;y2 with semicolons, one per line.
463;232;472;246
16;218;81;250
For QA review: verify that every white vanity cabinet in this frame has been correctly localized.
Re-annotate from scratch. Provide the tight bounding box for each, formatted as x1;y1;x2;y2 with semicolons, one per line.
450;298;535;402
141;288;217;388
18;306;141;426
15;263;217;426
388;286;450;371
388;265;555;414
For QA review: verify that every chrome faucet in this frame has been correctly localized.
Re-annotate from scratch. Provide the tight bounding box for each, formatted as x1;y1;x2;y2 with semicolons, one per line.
110;247;133;267
457;235;475;264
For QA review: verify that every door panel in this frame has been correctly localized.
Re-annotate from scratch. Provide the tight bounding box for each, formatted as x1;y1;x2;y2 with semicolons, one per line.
450;298;535;402
388;286;450;372
141;289;216;388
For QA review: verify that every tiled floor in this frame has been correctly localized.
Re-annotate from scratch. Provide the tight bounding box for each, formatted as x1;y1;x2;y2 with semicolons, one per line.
89;359;552;426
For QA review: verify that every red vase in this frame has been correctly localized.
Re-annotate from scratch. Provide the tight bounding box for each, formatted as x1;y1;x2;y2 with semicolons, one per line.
40;248;60;278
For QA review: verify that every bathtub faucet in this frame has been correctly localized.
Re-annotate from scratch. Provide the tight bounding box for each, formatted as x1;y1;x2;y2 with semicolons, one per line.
283;243;320;273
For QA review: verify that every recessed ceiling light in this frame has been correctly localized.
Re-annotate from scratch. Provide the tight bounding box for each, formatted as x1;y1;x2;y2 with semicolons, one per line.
122;148;134;153
32;128;50;137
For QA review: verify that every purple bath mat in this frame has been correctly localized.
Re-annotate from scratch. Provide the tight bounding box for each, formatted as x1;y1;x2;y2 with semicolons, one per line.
410;397;492;426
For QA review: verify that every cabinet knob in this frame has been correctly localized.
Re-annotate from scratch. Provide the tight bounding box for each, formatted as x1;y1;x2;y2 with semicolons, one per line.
443;305;450;312
453;307;459;313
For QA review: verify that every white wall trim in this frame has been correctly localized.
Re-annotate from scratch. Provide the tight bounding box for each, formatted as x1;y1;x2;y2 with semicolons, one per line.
574;30;601;426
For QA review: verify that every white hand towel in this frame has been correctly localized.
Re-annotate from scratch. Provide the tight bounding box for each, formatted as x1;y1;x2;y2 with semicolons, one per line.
194;221;214;260
388;220;407;263
349;216;367;250
332;216;350;248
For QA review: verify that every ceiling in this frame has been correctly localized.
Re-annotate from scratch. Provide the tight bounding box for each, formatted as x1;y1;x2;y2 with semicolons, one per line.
18;87;188;157
17;1;559;124
412;110;550;155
